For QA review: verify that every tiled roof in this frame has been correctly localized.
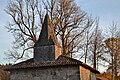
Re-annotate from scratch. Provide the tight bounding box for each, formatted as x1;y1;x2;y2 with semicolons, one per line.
5;55;100;74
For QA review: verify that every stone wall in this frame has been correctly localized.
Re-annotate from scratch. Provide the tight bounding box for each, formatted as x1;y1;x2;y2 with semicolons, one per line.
80;66;90;80
10;66;80;80
80;66;96;80
55;45;62;59
34;45;62;62
34;45;55;62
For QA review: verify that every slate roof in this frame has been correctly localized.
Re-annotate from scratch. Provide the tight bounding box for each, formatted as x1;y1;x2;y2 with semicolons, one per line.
5;55;100;74
34;13;60;47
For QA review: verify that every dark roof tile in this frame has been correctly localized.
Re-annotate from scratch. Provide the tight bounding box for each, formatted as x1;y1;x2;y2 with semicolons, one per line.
34;13;61;47
5;55;100;74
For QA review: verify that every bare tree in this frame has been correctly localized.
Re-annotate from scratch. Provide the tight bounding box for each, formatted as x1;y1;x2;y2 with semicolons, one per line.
75;18;106;70
83;16;94;63
105;22;120;80
44;0;91;56
91;21;105;69
82;18;105;69
5;0;93;61
5;0;42;61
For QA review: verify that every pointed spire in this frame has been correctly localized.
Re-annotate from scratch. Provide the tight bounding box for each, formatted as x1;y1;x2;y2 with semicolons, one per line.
36;13;60;46
34;13;62;62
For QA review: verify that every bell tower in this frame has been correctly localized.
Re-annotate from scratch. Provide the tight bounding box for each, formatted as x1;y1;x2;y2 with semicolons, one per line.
34;13;62;62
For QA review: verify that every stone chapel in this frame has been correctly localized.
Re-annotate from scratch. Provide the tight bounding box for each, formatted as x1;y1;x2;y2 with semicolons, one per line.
5;13;100;80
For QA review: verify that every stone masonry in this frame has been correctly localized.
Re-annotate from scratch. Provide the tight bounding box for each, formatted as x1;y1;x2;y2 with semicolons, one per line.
10;66;80;80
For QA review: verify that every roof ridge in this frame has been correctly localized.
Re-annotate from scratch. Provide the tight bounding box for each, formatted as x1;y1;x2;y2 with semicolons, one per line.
5;56;100;74
57;55;82;63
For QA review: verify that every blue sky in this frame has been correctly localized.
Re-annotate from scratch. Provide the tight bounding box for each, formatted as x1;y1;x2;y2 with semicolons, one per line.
0;0;120;64
76;0;120;30
0;0;13;64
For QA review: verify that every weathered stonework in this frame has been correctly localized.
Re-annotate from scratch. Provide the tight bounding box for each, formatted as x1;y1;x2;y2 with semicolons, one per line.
80;66;90;80
10;66;80;80
34;45;61;62
80;66;96;80
55;45;62;59
34;45;55;62
9;65;97;80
